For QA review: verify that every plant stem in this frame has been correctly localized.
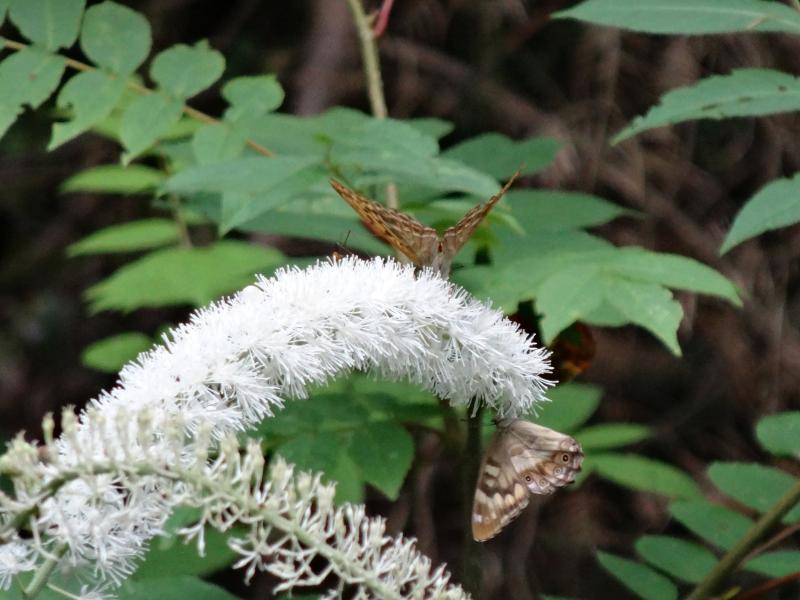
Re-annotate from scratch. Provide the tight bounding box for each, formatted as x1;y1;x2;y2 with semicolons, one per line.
22;546;67;599
686;477;800;600
1;39;274;158
460;402;483;598
343;0;399;209
344;0;388;119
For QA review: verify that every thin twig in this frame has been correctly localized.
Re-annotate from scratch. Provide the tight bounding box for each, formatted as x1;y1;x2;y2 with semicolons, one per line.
343;0;399;209
1;38;274;157
372;0;395;38
735;571;800;600
686;478;800;600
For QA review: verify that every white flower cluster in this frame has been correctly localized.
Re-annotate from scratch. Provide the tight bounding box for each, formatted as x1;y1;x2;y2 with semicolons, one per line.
0;257;553;598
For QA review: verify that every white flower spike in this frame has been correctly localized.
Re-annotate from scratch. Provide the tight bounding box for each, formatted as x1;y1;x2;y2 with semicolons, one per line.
0;257;553;598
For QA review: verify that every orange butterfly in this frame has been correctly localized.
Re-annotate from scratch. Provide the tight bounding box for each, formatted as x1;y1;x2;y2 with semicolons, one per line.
329;173;519;277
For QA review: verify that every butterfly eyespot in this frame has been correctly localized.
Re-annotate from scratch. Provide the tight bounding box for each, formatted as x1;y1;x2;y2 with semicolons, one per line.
561;454;570;463
524;475;532;483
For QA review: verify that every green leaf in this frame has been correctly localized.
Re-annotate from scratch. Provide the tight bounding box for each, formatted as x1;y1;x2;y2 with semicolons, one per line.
604;279;682;355
8;0;85;49
670;500;752;550
535;382;602;432
326;451;364;503
442;134;560;179
615;69;800;144
0;0;7;24
85;241;285;312
721;173;800;254
708;462;800;523
597;551;678;600
0;47;65;138
120;93;184;160
348;421;414;499
80;1;150;75
222;75;284;123
555;0;800;35
275;431;347;485
636;535;717;584
331;118;500;197
756;411;800;457
68;219;180;256
745;550;800;577
192;123;247;164
61;164;164;194
507;190;636;233
576;424;651;450
537;266;605;343
49;70;126;149
599;248;742;305
134;528;237;579
164;156;320;195
592;453;701;498
81;332;153;372
118;577;240;600
151;40;225;100
406;117;453;139
488;246;739;349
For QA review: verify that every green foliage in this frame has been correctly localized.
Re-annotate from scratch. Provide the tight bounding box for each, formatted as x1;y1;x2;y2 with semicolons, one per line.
721;173;800;254
596;551;678;600
635;536;716;583
441;133;560;179
117;577;240;600
563;1;800;253
556;0;800;35
613;69;800;143
81;332;153;373
0;47;65;138
756;411;800;456
597;412;800;598
85;241;285;313
8;0;85;50
708;462;800;523
258;376;429;503
464;246;740;354
79;1;151;75
532;383;689;493
591;454;701;498
62;164;164;194
68;219;181;256
133;508;239;580
670;501;752;550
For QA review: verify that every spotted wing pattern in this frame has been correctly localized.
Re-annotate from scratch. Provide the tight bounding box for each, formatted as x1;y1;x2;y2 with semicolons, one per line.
439;171;520;266
330;172;519;276
329;179;438;266
471;419;583;542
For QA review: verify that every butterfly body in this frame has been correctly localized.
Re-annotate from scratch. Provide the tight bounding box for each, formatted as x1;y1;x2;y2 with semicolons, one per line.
329;173;518;277
472;419;583;542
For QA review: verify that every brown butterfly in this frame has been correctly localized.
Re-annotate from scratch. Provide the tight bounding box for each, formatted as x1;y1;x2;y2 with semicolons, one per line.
329;173;519;277
472;419;583;542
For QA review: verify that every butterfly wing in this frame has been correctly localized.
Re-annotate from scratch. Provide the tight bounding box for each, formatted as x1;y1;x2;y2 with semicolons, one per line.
471;419;583;542
471;429;531;542
505;420;583;495
439;171;520;267
329;179;438;266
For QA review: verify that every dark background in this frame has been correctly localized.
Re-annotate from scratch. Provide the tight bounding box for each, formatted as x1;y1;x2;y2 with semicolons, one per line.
1;1;799;598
